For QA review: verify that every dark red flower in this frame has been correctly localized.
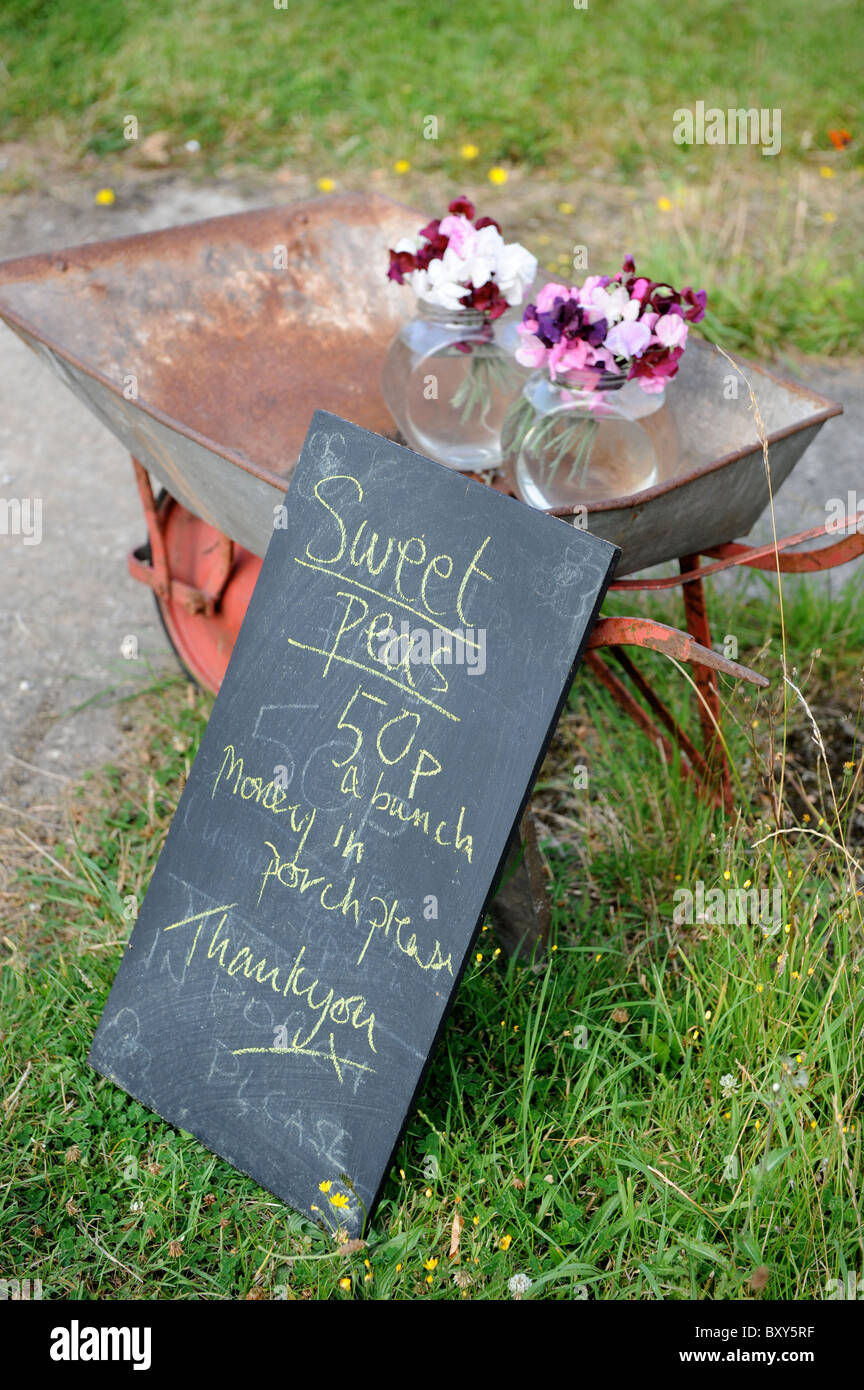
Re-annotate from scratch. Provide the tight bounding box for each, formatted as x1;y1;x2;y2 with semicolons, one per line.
415;232;450;269
418;219;442;242
474;215;501;233
448;195;476;219
463;279;509;319
628;344;684;383
387;249;416;283
681;286;707;322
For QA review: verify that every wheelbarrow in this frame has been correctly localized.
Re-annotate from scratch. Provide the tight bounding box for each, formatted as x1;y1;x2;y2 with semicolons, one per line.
0;192;855;947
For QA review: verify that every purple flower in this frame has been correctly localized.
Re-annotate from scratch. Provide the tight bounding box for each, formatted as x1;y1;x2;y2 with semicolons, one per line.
605;319;652;359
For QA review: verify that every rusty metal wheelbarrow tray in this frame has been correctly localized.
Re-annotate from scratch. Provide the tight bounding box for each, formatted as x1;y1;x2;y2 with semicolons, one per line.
0;193;418;559
0;193;842;576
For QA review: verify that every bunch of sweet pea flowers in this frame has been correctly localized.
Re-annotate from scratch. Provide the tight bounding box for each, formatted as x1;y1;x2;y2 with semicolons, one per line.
515;256;707;396
387;195;537;317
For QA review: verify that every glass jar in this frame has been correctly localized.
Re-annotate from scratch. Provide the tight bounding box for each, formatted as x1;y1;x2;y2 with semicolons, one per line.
381;301;524;471
503;369;677;510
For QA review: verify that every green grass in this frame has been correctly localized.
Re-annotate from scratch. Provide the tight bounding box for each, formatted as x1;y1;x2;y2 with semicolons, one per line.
0;0;860;175
0;1;861;356
2;570;862;1299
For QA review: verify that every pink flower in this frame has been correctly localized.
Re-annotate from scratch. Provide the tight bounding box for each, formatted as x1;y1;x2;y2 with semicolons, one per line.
438;214;477;259
630;277;653;304
548;337;591;379
514;333;549;369
535;281;573;313
655;314;689;349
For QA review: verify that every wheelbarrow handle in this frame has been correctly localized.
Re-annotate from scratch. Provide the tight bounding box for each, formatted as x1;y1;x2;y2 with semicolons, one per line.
611;516;864;591
587;615;769;688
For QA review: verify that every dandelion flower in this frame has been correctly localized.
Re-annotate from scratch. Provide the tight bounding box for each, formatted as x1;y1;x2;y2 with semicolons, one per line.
338;1277;351;1291
317;177;335;193
330;1192;349;1209
488;167;508;185
819;166;835;178
822;211;837;223
424;1257;439;1270
499;1234;513;1251
558;201;574;214
476;953;483;963
508;1272;532;1299
318;1180;332;1193
95;188;115;206
461;144;479;160
394;159;411;174
656;196;672;212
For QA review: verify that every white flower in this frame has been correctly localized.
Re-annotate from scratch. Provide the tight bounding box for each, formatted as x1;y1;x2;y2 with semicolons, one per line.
494;240;538;305
587;284;632;323
406;221;536;310
720;1073;738;1098
508;1272;533;1299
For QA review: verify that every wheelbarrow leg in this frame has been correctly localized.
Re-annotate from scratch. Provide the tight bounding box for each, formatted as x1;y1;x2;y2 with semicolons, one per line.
489;807;551;958
678;554;733;814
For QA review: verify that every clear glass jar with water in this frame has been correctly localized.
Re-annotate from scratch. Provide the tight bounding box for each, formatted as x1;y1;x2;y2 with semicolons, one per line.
381;302;524;471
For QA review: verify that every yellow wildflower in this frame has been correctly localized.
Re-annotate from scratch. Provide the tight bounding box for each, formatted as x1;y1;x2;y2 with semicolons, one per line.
488;167;508;185
95;188;115;206
317;177;335;193
394;159;411;174
330;1192;349;1209
461;144;479;160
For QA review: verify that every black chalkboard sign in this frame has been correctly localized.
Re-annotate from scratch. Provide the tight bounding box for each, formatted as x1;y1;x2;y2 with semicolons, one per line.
89;412;619;1235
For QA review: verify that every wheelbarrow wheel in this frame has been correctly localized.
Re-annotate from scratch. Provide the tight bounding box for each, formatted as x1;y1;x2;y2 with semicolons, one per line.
139;490;262;695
